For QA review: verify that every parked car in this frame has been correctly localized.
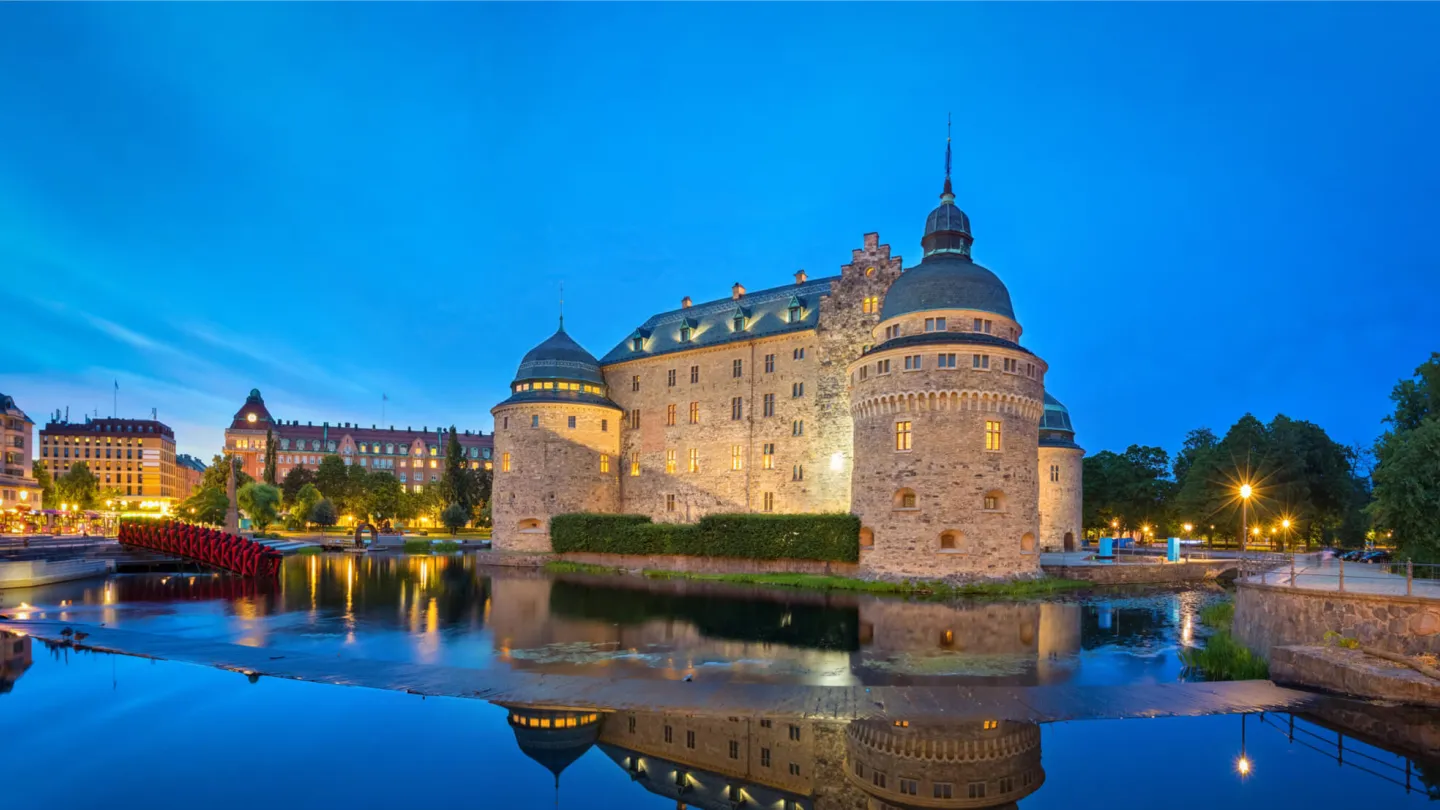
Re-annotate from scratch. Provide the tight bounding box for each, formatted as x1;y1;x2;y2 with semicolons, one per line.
1339;549;1368;562
1359;550;1393;564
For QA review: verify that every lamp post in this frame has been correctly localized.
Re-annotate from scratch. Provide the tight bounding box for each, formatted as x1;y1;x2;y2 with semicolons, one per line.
1239;484;1253;554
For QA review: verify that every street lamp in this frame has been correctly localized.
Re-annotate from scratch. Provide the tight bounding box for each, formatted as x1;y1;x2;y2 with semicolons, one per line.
1239;484;1253;553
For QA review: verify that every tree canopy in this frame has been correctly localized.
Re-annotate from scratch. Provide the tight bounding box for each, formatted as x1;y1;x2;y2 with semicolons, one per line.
1370;353;1440;562
55;462;99;509
237;482;281;531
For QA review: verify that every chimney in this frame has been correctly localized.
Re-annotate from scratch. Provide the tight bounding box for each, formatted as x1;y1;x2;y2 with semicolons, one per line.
795;269;808;284
681;296;692;309
732;282;745;300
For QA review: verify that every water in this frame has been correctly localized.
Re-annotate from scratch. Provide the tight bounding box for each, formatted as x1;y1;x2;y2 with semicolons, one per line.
3;634;1436;810
0;554;1227;686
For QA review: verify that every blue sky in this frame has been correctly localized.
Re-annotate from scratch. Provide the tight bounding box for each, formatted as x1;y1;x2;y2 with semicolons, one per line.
1;3;1436;461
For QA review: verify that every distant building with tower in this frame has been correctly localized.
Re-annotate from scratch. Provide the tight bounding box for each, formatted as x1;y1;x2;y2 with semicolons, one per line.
0;393;42;511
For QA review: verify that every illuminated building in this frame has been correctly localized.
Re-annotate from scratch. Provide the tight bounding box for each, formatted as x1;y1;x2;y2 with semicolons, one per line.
37;414;179;508
0;393;42;511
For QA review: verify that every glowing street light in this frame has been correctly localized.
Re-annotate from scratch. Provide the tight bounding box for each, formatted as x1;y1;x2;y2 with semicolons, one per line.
1237;756;1252;777
1238;483;1254;552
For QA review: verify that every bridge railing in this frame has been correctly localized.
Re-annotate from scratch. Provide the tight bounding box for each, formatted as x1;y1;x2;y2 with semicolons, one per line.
1240;552;1440;600
118;519;282;578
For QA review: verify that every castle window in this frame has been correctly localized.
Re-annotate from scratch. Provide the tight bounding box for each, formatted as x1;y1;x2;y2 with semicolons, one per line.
925;317;947;332
968;783;986;800
599;454;610;473
727;397;740;420
861;295;879;314
531;415;540;428
567;416;576;429
984;490;1005;511
688;448;699;473
940;530;960;550
893;488;917;509
665;449;676;474
792;420;804;436
792;381;804;398
729;740;740;760
734;314;746;332
872;772;887;789
731;445;743;471
999;777;1014;794
679;326;691;342
667;369;676;387
792;464;804;481
973;354;990;369
877;359;890;374
789;724;801;741
764;354;775;373
985;421;1002;451
667;404;677;426
884;324;900;340
1022;533;1036;553
788;305;801;323
501;453;511;472
664;725;673;743
762;443;774;469
763;393;775;416
793;347;805;360
904;354;921;371
859;366;868;381
733;358;743;378
690;365;700;384
900;779;918;796
630;452;641;476
974;318;993;334
601;419;608;432
762;491;774;512
1050;464;1060;482
859;527;874;547
502;418;508;430
789;763;801;776
896;421;912;451
1027;362;1037;378
686;730;695;749
761;747;771;767
632;337;643;352
1004;357;1018;373
630;409;641;429
689;402;699;424
632;375;640;392
935;783;954;800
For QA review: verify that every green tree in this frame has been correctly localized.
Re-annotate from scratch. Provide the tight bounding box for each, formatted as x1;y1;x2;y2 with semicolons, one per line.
441;502;468;535
309;497;338;530
1081;445;1174;539
441;426;471;514
201;454;252;492
180;487;230;525
237;481;282;532
465;465;493;523
1370;353;1440;562
362;471;406;523
289;482;321;529
31;462;57;509
280;465;317;507
56;462;99;509
314;454;350;509
262;427;277;485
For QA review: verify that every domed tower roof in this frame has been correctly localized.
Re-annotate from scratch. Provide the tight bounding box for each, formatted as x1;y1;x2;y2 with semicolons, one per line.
502;706;602;783
880;126;1015;322
1039;392;1082;450
229;388;274;429
498;321;619;409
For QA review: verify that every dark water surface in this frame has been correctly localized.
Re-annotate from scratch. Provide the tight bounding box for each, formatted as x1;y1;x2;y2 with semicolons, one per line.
1;554;1229;686
2;634;1435;810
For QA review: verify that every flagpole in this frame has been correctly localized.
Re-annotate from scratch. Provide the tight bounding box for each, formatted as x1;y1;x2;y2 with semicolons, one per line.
113;380;118;418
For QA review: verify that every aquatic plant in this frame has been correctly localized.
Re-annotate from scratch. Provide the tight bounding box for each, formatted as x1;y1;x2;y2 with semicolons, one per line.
1197;600;1234;628
543;561;623;575
1179;630;1269;680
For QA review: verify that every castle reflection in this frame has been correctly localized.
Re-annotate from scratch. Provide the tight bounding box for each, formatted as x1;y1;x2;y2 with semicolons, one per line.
499;702;1045;810
1;631;32;693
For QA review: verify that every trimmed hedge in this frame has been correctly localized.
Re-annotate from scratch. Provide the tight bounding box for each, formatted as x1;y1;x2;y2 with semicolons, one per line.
549;512;859;563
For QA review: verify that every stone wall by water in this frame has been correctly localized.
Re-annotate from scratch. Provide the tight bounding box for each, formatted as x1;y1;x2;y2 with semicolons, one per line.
1235;581;1440;656
559;551;859;577
1040;559;1235;585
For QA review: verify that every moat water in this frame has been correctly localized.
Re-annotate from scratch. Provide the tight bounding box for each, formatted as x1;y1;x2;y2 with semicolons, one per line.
2;553;1436;808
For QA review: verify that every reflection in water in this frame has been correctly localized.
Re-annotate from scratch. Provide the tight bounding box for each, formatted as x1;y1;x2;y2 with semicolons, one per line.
3;554;1227;685
1;631;32;693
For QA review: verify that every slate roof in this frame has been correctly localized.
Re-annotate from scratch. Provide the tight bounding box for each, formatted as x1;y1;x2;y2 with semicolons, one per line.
880;252;1015;321
599;276;840;365
1039;392;1082;449
862;330;1034;358
515;326;607;385
924;199;971;238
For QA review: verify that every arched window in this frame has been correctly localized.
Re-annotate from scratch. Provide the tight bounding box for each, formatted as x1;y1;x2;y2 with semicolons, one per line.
861;295;879;314
1021;533;1036;553
983;491;1005;511
893;488;917;509
939;530;961;551
859;527;875;548
517;518;543;532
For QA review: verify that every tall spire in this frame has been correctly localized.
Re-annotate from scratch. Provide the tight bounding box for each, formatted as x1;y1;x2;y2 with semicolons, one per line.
942;112;954;199
558;281;565;330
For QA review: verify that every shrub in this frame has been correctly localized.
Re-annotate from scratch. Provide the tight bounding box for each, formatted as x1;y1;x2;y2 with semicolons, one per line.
549;512;859;562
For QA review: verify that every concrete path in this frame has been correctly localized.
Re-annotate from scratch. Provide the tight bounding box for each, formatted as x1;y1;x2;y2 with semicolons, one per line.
1244;558;1440;600
1;619;1319;722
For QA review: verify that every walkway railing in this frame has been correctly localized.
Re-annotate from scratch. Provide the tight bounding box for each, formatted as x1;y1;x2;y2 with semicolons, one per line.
118;519;282;578
1240;552;1440;600
1254;712;1434;798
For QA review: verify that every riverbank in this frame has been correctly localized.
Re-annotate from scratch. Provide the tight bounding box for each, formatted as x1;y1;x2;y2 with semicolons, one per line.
543;560;1095;599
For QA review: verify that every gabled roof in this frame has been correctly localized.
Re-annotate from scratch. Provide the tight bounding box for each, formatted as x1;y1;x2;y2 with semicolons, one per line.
599;275;839;365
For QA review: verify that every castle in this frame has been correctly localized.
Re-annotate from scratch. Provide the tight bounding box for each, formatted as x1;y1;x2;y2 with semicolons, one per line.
491;152;1082;580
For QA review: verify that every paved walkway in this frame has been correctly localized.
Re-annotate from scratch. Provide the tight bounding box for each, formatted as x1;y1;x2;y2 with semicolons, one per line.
2;619;1319;722
1244;558;1440;600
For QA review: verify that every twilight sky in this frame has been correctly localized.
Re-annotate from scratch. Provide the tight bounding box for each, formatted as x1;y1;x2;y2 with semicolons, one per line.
0;3;1436;462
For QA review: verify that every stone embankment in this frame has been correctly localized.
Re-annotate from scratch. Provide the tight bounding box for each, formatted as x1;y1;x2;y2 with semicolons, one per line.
1041;558;1235;585
1270;646;1440;709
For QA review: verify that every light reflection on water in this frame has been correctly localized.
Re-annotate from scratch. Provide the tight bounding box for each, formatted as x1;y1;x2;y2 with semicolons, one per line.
0;553;1228;685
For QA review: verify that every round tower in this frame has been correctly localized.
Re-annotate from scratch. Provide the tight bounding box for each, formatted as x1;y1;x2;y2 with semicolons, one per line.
849;155;1046;580
1037;394;1084;552
491;322;622;551
844;718;1044;809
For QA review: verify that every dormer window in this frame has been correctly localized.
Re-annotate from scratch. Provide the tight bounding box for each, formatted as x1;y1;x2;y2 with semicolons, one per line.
680;326;692;342
788;305;801;323
631;337;644;352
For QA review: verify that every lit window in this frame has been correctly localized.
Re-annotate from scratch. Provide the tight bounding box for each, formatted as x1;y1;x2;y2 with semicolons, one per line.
984;494;999;510
665;449;676;474
896;421;912;451
600;454;610;473
501;453;511;472
688;448;699;473
630;453;641;476
689;402;699;424
985;420;1002;451
762;492;774;512
429;460;437;468
861;295;879;314
630;409;641;429
731;445;743;471
762;443;774;469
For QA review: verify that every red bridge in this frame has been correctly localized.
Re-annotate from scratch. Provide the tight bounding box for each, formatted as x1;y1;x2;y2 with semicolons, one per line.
118;520;283;578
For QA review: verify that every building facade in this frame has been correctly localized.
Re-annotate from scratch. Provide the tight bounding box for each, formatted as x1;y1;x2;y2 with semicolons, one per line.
224;389;493;492
0;394;42;511
176;454;207;501
37;416;179;508
491;156;1082;578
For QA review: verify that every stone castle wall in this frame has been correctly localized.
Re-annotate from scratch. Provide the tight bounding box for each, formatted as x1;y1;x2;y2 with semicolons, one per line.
1235;581;1440;656
1037;445;1083;552
849;349;1045;580
491;401;621;551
